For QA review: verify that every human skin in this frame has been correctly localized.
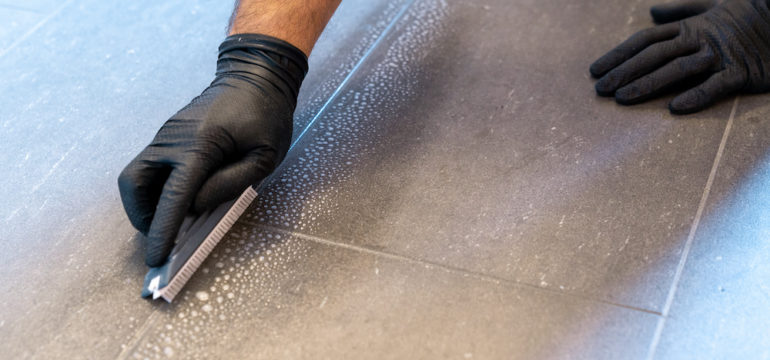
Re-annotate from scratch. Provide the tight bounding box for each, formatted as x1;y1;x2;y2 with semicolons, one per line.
119;0;343;267
228;0;343;56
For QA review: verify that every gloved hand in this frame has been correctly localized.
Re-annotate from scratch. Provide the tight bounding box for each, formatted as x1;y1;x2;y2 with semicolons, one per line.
590;0;770;114
118;34;308;267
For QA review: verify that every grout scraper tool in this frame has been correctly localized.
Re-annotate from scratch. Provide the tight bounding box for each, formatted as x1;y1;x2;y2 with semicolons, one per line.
141;185;259;302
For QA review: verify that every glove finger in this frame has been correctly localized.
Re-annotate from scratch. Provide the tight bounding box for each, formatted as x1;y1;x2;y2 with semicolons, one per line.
650;0;716;24
595;37;697;96
145;158;213;267
615;48;716;105
590;22;680;78
192;150;275;213
669;71;745;114
118;154;172;235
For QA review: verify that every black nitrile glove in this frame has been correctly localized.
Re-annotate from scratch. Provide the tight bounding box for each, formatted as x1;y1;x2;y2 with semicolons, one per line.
590;0;770;114
119;34;307;267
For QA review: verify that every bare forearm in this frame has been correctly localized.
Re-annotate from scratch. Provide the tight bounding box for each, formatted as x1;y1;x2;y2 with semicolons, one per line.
228;0;342;56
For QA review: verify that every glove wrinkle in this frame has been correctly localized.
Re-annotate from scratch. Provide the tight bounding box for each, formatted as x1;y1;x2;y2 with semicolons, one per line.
591;0;770;113
651;0;718;24
118;33;308;266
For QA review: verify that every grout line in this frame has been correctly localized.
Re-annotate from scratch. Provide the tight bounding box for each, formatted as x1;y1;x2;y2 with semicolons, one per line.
0;0;75;59
645;97;740;360
286;0;416;153
253;223;663;317
116;310;162;360
256;0;417;191
115;228;161;360
116;1;419;356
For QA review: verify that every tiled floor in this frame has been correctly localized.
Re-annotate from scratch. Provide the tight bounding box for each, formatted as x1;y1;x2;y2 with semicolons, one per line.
0;7;42;53
0;0;767;359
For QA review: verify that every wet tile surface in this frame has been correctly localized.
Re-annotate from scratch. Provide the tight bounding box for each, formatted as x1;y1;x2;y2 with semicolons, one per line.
123;225;659;360
292;0;410;135
242;0;732;312
652;95;770;359
0;0;237;355
0;0;412;358
0;0;767;358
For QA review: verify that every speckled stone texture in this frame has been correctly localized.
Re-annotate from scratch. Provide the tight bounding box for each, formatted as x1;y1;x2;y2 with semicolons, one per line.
0;0;767;359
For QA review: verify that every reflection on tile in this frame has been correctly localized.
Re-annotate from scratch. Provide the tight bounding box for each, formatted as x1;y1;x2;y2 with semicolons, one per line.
1;0;766;356
242;0;732;312
653;95;770;359
124;225;659;360
294;0;410;135
0;0;236;357
0;1;65;13
0;0;409;357
0;8;42;52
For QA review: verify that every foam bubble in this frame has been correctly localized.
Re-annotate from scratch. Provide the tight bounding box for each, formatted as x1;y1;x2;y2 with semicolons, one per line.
129;1;450;357
194;291;209;302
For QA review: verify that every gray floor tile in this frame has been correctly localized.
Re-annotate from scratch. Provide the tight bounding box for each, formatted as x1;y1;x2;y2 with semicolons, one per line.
122;225;659;360
241;0;733;312
0;0;409;358
0;8;42;52
0;0;236;357
1;0;766;357
294;0;410;134
652;95;770;359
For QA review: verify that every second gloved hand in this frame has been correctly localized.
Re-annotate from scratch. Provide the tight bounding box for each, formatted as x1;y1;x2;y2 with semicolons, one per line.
590;0;770;114
119;34;308;267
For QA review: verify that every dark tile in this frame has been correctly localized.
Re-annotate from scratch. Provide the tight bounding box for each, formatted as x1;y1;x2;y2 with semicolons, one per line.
122;225;659;360
0;0;408;357
0;0;237;357
652;95;770;359
241;0;733;312
294;0;411;134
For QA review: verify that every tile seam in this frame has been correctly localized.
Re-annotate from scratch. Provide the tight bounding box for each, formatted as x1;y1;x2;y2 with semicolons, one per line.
115;311;162;360
255;0;419;191
645;96;740;360
114;1;420;356
286;0;418;152
0;0;75;59
251;222;664;317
